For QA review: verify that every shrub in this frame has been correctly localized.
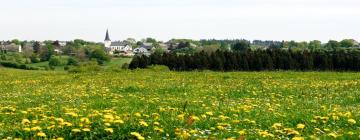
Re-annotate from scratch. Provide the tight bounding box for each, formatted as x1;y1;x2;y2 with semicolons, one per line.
90;49;110;65
64;65;70;71
67;61;102;73
0;61;40;70
67;57;79;66
0;55;6;60
49;57;61;67
30;55;40;63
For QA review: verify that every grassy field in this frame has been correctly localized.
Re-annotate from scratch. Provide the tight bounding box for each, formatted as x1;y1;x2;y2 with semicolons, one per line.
0;69;359;140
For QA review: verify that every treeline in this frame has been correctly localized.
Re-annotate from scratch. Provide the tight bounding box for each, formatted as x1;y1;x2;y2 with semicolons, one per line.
129;49;360;71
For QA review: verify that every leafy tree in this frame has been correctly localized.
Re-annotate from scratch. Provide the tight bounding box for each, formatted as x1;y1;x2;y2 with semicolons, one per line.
325;40;340;49
49;57;61;67
89;48;110;65
11;39;21;45
340;39;356;48
30;54;40;63
67;57;79;66
232;40;250;52
308;40;322;50
32;42;41;54
40;44;54;61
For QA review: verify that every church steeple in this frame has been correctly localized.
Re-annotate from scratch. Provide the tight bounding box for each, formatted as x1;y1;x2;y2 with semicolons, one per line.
105;29;111;41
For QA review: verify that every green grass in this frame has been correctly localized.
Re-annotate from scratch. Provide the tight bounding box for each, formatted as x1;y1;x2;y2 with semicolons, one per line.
0;69;359;139
26;55;69;71
104;57;132;69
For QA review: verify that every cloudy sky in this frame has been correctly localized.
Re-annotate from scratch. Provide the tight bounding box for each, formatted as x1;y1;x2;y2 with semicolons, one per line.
0;0;359;42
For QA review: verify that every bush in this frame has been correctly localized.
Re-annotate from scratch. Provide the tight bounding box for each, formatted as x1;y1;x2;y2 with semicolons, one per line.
49;57;61;67
0;61;40;70
0;55;6;60
67;57;79;66
64;65;70;71
30;55;40;63
67;61;102;73
90;49;110;65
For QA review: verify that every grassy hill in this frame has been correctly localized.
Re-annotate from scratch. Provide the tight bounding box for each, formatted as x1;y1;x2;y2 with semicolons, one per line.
0;69;359;139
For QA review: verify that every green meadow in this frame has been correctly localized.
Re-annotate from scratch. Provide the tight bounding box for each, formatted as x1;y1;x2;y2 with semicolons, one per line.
0;68;359;139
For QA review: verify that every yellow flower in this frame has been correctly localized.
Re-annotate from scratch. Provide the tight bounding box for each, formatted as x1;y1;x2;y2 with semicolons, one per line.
328;132;339;138
191;115;200;121
205;111;213;116
139;120;148;127
292;136;304;140
47;125;55;130
36;132;46;137
154;127;164;133
348;119;356;125
105;128;114;133
23;127;31;132
217;125;225;130
82;128;91;132
31;126;42;131
259;131;269;137
131;132;145;140
60;122;73;127
296;124;305;129
177;114;185;120
114;119;124;124
135;112;142;117
21;119;30;125
271;123;282;129
72;128;81;133
57;138;64;140
153;121;160;126
239;129;246;135
80;117;91;124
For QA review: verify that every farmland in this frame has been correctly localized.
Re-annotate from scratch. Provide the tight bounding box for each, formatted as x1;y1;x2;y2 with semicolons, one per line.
0;68;359;139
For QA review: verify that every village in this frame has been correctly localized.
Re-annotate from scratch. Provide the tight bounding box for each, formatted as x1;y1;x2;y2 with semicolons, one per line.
0;29;201;57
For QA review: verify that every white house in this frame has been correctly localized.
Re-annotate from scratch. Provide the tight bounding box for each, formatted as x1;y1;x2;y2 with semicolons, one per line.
104;29;132;55
0;42;22;53
133;47;148;54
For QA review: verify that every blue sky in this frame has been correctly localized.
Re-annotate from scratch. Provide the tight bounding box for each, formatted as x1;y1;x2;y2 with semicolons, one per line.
0;0;359;42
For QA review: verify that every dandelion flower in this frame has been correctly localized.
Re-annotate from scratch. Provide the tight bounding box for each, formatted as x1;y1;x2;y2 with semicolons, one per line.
23;128;31;132
296;124;305;129
105;128;114;133
36;132;46;137
21;119;30;125
139;120;148;127
82;128;91;132
292;136;304;140
71;129;81;133
348;119;356;125
131;132;145;140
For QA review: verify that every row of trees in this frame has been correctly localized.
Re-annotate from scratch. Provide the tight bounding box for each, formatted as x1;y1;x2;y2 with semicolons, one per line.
129;49;360;71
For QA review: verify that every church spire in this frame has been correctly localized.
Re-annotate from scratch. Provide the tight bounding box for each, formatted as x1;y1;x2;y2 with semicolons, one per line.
105;29;111;41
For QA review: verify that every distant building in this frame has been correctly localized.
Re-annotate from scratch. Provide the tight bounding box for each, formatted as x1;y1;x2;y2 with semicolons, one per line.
0;41;22;53
133;47;148;54
104;29;133;55
53;41;67;54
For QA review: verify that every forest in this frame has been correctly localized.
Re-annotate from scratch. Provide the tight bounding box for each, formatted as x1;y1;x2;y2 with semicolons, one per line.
129;48;360;71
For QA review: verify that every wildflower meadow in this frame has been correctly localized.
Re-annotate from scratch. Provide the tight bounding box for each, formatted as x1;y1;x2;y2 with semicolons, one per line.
0;68;359;139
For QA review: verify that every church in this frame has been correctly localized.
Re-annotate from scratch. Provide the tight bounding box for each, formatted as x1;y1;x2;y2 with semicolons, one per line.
104;29;132;55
